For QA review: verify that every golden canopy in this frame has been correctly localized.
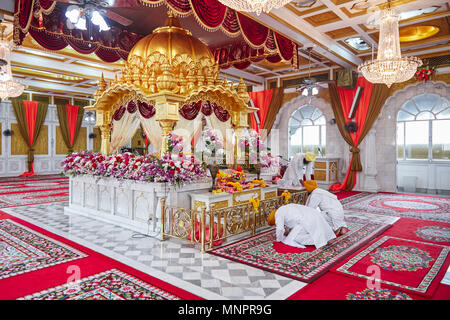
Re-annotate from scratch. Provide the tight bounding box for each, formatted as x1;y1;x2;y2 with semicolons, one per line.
88;11;255;155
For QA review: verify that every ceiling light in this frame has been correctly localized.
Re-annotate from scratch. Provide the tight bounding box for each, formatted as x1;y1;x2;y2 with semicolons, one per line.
345;37;371;51
217;0;293;15
0;25;26;100
358;3;422;88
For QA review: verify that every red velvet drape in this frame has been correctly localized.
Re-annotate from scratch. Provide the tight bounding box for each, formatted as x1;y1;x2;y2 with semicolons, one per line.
22;101;39;176
24;100;38;147
249;89;274;132
330;77;373;191
66;104;79;146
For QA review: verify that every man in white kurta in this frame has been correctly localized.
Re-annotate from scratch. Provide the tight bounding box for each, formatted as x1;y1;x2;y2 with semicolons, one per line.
303;180;349;236
277;152;316;188
268;203;336;249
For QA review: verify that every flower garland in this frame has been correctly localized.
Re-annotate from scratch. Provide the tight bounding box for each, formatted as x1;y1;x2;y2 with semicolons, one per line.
415;65;436;83
61;151;205;187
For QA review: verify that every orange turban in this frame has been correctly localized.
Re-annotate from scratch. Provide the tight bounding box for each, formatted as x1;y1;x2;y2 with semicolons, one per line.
267;209;277;226
304;180;318;193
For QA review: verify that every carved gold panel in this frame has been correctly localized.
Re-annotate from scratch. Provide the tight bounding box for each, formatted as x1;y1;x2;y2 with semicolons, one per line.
232;189;261;206
314;170;327;181
264;191;277;199
194;200;206;212
211;200;230;210
314;161;327;169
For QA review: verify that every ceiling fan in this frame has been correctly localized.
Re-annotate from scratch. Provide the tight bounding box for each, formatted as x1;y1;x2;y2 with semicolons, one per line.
296;46;330;96
54;0;134;31
293;0;318;8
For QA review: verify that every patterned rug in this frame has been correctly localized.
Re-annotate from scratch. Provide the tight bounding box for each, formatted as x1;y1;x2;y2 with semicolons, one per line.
209;216;391;283
287;271;450;300
0;174;64;183
0;179;68;194
0;190;69;208
383;218;450;246
0;212;201;300
341;192;450;223
333;236;450;297
19;269;181;300
0;219;87;280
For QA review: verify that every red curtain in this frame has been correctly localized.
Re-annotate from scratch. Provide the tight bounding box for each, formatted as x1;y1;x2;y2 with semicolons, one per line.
66;105;79;146
330;77;373;191
24;101;38;147
249;89;274;132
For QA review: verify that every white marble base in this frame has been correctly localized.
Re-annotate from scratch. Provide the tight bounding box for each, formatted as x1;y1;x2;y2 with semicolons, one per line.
65;175;211;236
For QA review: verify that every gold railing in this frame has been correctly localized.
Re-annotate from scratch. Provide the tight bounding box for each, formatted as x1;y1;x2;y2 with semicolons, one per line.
161;190;308;252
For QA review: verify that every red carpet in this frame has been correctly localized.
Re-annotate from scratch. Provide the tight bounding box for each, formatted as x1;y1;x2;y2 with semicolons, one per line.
334;190;362;200
209;216;390;282
341;192;450;222
0;211;201;300
287;272;450;300
383;218;450;245
332;235;450;297
0;174;64;183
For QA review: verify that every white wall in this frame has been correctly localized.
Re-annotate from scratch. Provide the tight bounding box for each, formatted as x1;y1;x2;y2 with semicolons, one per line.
0;98;96;176
374;81;450;193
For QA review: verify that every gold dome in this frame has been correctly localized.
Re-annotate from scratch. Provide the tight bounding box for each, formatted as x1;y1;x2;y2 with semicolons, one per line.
128;14;214;65
121;11;220;95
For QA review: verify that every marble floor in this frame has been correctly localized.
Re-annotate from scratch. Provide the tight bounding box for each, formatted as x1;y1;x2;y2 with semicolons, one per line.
3;202;448;299
2;202;305;300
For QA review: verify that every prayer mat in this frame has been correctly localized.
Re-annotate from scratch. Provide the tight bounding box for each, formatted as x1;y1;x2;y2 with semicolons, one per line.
209;216;391;283
287;272;450;300
19;269;181;300
332;236;450;297
0;174;64;183
0;179;68;194
383;218;450;246
0;219;87;280
341;192;450;223
0;189;69;208
0;212;201;300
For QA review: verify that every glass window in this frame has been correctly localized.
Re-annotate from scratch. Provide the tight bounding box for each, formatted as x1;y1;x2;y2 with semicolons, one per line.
405;121;429;159
397;93;450;161
288;105;326;158
432;120;450;160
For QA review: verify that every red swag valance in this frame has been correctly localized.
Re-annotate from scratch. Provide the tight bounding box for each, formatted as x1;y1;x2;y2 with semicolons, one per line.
15;0;298;68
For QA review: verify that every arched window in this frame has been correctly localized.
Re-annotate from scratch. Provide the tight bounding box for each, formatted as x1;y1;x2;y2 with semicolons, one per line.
288;105;326;158
397;93;450;161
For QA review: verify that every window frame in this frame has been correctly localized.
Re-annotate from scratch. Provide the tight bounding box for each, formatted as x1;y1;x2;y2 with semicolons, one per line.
288;105;326;158
397;94;450;163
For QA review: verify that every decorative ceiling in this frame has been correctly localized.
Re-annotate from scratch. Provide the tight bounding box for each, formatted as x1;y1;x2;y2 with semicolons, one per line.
2;0;449;94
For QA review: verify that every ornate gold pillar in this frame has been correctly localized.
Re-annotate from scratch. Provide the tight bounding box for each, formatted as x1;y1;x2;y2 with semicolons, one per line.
153;93;183;156
95;109;111;155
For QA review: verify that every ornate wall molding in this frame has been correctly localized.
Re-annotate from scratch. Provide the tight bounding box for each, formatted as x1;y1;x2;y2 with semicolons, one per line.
272;94;346;172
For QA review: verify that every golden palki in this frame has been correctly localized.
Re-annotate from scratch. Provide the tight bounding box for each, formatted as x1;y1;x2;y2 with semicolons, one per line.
358;5;422;88
87;11;255;155
218;0;293;15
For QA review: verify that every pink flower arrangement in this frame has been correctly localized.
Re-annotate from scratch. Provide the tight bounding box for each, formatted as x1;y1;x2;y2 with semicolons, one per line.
61;150;205;187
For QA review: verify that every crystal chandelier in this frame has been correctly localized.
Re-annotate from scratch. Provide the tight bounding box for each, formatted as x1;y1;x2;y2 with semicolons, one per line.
0;26;25;100
358;3;422;88
217;0;293;15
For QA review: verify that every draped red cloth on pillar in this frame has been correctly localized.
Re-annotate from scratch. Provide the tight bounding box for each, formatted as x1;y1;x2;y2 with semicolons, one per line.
249;89;274;132
330;77;373;191
22;101;39;176
66;104;79;146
